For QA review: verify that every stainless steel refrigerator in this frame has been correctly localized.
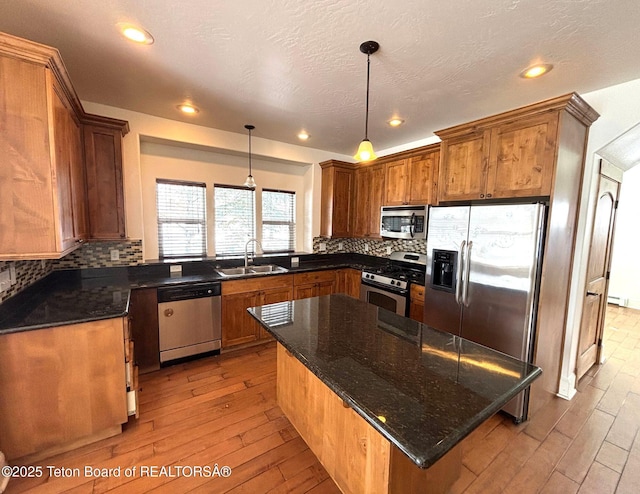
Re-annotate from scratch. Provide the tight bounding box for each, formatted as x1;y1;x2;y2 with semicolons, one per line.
424;203;546;422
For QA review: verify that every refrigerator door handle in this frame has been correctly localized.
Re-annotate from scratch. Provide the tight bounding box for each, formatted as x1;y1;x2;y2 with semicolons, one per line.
463;241;473;307
455;240;466;305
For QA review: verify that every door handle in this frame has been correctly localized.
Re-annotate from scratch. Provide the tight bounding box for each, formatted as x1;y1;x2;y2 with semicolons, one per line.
463;241;473;307
164;308;174;317
455;241;466;305
586;291;599;297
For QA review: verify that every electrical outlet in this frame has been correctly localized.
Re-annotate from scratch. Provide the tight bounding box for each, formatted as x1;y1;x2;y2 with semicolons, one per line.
364;243;369;252
291;257;300;267
170;264;182;276
338;242;344;251
110;249;120;261
9;262;16;285
386;246;392;255
319;242;327;252
40;260;46;270
0;270;10;293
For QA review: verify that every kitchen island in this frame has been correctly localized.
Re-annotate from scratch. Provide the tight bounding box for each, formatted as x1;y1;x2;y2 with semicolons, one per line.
249;294;541;494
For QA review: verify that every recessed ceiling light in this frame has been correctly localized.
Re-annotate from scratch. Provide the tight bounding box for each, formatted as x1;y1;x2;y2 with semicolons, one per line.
520;64;553;79
177;104;199;115
297;131;310;141
119;24;154;45
388;118;405;127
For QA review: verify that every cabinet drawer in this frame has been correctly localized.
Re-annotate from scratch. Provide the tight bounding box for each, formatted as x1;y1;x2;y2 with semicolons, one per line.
222;274;293;295
294;270;336;285
410;284;425;302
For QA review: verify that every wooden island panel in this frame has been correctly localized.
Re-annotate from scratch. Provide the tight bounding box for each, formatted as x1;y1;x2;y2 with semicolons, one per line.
276;343;461;494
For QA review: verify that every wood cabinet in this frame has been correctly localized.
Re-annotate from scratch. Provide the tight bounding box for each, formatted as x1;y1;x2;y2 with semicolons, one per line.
437;106;560;202
352;163;385;238
129;288;160;374
383;145;440;206
409;284;425;323
83;119;128;240
0;53;83;259
293;270;337;299
0;32;129;258
335;268;361;298
0;318;129;461
221;275;294;348
320;160;357;238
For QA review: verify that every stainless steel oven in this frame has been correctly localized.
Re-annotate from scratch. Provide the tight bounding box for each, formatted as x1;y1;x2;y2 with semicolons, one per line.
359;252;427;317
380;205;428;240
360;282;408;316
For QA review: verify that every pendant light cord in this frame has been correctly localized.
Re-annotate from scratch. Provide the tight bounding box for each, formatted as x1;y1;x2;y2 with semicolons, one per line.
248;128;252;175
364;52;371;140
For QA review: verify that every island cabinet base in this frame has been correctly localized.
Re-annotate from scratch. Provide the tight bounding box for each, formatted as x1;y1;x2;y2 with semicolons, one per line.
276;344;461;494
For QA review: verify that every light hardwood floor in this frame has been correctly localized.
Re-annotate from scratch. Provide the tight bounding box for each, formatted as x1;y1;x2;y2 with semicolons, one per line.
4;305;640;493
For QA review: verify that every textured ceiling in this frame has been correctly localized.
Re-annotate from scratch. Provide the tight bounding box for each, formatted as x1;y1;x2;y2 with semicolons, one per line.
1;0;640;157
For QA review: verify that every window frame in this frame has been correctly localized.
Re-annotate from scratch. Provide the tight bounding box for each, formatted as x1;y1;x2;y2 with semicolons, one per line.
213;183;256;256
156;178;207;259
261;188;296;253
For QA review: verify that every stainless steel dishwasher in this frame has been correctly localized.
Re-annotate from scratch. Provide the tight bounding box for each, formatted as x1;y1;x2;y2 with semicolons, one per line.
157;282;222;364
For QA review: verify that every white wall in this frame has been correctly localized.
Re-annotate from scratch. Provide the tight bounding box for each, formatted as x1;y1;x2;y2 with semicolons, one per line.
82;102;351;260
560;77;640;398
140;142;308;258
608;165;640;308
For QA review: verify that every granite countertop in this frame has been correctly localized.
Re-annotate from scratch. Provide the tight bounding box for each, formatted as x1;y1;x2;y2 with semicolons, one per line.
248;294;542;469
0;253;388;334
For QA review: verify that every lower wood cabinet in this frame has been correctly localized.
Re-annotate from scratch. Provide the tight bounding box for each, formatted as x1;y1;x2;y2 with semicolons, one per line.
335;268;361;298
129;288;160;374
221;275;294;348
409;284;425;323
293;271;337;300
0;318;131;461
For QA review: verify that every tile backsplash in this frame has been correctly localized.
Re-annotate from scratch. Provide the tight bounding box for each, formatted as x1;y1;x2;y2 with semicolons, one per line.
313;236;427;257
51;240;143;270
0;260;54;304
0;240;143;304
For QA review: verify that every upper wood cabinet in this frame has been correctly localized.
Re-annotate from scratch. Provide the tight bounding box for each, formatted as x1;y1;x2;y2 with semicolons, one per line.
320;160;357;238
0;51;82;259
0;32;129;259
83;120;128;240
383;145;440;206
352;163;385;238
436;96;585;203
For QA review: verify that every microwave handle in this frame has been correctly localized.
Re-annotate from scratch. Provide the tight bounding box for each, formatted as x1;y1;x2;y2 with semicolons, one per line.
410;213;415;238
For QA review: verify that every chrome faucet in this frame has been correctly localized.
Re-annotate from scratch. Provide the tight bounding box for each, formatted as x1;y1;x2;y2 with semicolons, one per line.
244;238;263;268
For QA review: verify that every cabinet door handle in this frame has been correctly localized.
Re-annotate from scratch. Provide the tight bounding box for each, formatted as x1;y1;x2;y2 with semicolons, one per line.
486;193;492;198
164;308;174;317
480;194;485;198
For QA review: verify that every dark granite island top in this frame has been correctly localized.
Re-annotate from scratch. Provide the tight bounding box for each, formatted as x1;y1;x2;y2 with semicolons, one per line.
248;294;542;472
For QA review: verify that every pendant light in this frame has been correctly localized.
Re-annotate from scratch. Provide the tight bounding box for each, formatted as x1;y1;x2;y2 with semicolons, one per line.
243;124;256;189
354;40;380;162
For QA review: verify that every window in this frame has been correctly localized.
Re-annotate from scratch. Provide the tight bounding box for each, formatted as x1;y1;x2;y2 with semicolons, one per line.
156;179;207;258
262;189;295;252
214;184;255;255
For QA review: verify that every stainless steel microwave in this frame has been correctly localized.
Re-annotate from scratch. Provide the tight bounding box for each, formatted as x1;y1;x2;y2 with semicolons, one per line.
380;205;428;239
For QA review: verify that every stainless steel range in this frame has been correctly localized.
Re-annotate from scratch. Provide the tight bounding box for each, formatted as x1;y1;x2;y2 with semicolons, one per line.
360;251;426;316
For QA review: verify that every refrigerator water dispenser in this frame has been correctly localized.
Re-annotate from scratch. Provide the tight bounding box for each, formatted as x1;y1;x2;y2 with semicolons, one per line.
431;249;457;292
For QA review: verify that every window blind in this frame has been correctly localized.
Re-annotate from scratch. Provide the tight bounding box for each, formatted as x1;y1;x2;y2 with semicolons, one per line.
262;189;295;252
156;179;207;258
214;184;255;255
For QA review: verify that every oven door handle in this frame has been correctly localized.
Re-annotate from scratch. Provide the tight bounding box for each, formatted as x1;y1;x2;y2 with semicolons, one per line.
409;213;415;238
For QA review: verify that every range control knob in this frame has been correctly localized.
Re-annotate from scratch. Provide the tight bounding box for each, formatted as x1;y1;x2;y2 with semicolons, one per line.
370;275;375;280
390;280;396;285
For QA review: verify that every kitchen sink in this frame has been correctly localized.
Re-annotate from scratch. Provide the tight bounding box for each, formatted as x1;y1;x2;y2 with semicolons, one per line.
216;264;288;277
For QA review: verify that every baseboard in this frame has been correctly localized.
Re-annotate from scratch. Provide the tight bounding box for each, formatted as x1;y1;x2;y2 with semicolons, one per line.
557;373;577;400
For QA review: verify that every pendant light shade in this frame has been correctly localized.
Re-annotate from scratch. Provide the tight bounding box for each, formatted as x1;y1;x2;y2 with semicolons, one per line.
354;40;379;162
243;124;256;189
